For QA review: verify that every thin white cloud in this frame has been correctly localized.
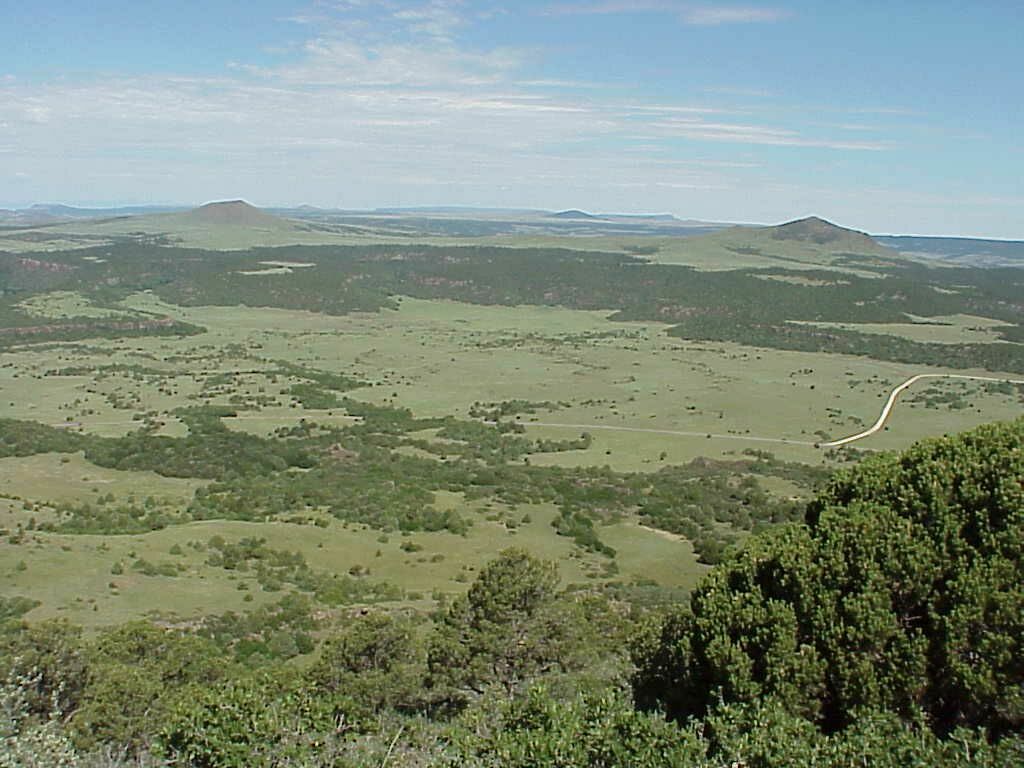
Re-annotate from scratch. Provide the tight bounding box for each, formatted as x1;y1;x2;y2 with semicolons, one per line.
238;37;521;87
515;78;608;89
649;117;889;150
543;1;659;13
621;103;738;115
702;85;774;98
391;1;466;40
0;0;907;220
841;106;921;116
543;2;789;25
682;6;788;25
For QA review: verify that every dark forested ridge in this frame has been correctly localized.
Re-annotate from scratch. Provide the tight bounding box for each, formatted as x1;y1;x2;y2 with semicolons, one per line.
2;240;1023;370
2;419;1022;766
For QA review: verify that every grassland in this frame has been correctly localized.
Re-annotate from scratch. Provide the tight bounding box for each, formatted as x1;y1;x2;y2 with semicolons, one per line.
0;496;697;627
0;211;356;252
0;207;906;275
4;291;1019;462
1;263;1021;628
793;314;1011;345
0;452;203;505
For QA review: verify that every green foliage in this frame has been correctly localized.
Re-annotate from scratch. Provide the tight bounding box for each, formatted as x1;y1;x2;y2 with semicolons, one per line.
552;509;616;556
0;315;203;352
130;557;180;577
449;686;703;767
428;549;570;703
86;406;316;480
0;667;80;768
0;597;39;623
72;622;231;752
0;620;87;720
0;401;810;558
634;418;1024;737
308;613;427;714
6;240;1023;369
46;498;188;535
197;593;319;663
468;399;562;421
7;239;1024;765
5;410;1024;765
159;668;361;768
269;361;363;393
0;419;81;458
702;699;1022;768
287;382;342;409
809;418;1024;734
203;536;402;607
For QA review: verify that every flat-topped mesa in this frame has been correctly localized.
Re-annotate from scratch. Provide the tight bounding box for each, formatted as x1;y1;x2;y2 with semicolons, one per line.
769;215;878;247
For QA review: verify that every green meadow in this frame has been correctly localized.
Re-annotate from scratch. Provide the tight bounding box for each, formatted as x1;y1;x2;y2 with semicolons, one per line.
1;251;1021;628
17;291;1015;460
0;496;700;627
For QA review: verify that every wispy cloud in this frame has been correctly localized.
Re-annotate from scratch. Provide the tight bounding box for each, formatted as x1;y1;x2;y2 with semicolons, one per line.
236;38;521;87
682;6;788;25
702;85;774;98
543;1;659;14
391;1;467;41
543;2;789;25
0;0;894;214
648;117;889;150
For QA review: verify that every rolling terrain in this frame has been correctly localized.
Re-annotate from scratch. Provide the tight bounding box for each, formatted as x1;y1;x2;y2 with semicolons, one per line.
2;205;1022;766
1;205;1021;630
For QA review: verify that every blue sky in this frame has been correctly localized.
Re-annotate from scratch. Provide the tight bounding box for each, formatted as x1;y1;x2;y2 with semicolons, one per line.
0;1;1020;237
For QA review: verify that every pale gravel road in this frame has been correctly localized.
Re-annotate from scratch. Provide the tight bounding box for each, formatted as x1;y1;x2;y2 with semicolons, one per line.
820;373;1024;448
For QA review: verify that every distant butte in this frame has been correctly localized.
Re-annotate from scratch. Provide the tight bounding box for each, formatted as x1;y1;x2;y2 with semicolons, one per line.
549;209;602;220
186;200;283;226
769;215;875;245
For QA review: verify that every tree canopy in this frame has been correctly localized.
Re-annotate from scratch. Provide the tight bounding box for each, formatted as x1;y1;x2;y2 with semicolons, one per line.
634;418;1024;737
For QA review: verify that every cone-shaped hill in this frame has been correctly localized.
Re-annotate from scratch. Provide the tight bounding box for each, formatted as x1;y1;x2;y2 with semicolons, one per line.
645;215;900;271
37;199;336;249
769;216;880;249
549;209;603;220
178;200;293;229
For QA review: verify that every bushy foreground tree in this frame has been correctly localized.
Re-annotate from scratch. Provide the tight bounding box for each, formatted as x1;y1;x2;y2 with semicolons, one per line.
428;548;567;702
158;668;362;768
72;622;231;752
309;612;427;714
634;419;1024;736
448;689;1021;768
4;420;1023;766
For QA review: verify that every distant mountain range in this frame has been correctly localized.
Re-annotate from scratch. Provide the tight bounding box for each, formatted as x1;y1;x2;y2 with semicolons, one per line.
0;203;187;225
0;202;711;227
875;235;1024;268
1;202;1020;266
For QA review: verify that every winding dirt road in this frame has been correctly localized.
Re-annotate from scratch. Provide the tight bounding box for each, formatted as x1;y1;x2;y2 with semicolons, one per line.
47;373;1021;452
820;373;1024;448
530;372;1023;450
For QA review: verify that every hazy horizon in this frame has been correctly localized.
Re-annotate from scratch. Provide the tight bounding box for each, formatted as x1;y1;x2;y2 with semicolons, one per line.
1;1;1021;239
5;200;1024;242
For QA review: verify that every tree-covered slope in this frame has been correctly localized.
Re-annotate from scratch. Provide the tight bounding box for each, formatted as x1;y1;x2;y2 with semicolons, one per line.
634;417;1024;737
3;419;1024;765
